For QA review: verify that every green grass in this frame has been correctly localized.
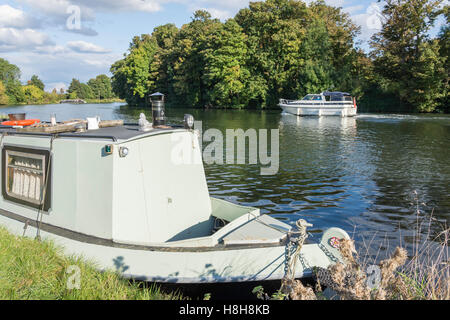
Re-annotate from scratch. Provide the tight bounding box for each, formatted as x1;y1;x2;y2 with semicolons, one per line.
0;227;181;300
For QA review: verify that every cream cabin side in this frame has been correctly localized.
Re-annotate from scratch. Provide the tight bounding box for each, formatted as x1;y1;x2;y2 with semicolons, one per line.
0;134;114;239
111;129;213;245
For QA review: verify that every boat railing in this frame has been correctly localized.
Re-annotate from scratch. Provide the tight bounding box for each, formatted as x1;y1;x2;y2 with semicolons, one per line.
279;99;300;105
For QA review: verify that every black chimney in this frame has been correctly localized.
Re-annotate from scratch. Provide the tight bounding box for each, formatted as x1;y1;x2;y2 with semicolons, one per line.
149;92;165;126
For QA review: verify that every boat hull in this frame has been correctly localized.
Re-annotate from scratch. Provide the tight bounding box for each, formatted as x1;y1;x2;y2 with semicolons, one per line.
279;103;357;117
0;209;348;284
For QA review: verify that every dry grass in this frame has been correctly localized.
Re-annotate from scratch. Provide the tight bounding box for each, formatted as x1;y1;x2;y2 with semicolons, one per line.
255;194;449;300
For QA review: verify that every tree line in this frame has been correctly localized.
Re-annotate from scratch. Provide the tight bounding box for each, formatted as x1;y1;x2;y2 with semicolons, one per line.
0;57;116;105
67;76;115;100
110;0;448;113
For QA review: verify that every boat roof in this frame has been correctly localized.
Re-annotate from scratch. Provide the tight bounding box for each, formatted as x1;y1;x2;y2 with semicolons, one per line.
321;91;352;96
0;123;185;143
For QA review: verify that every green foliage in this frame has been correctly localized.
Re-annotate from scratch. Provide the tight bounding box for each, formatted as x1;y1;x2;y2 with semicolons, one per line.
0;81;9;105
87;74;114;99
106;0;448;112
68;78;81;96
22;85;45;104
235;0;309;106
171;11;222;107
0;58;25;104
29;75;45;91
68;78;94;99
437;5;449;113
111;35;160;107
0;57;20;84
110;0;361;109
370;0;447;112
0;58;115;105
203;19;253;108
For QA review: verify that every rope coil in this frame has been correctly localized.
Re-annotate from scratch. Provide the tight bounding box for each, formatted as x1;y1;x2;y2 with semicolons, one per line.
283;219;312;282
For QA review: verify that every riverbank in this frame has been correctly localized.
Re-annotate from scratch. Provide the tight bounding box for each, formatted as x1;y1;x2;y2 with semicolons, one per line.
84;98;125;104
0;98;125;108
0;227;180;300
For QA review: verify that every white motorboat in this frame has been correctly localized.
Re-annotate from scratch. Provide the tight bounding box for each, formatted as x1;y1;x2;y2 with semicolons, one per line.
0;94;349;285
279;91;358;117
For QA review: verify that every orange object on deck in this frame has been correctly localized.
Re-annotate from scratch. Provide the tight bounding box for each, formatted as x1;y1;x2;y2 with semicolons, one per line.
1;119;40;126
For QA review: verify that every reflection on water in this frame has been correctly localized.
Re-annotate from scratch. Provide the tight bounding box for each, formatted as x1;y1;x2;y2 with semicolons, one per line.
1;103;449;256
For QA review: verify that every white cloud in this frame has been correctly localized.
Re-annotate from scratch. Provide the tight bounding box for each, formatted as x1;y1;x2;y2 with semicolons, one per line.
83;59;111;67
0;28;53;52
16;0;165;35
18;0;163;19
76;0;162;13
203;8;233;20
343;4;365;15
46;82;67;92
0;5;41;29
1;49;122;90
351;2;384;41
67;41;111;53
18;0;95;21
34;45;69;55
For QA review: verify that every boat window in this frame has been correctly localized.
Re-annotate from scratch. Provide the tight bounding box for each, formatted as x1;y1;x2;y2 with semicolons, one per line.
330;95;343;101
2;146;51;211
302;95;322;101
344;96;353;101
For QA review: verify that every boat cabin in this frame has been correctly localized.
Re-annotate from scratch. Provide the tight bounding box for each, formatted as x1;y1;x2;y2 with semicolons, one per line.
321;91;353;102
300;92;354;102
301;94;324;101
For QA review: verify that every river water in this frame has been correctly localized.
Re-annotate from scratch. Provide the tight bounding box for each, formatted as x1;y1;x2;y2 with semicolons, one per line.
1;102;449;257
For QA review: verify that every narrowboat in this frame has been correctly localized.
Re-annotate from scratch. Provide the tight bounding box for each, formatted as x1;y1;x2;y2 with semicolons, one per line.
0;94;349;285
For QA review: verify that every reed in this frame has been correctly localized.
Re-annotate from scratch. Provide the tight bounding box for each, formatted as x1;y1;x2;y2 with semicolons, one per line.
0;227;181;300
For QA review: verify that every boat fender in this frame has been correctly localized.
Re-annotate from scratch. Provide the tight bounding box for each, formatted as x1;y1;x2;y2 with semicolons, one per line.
319;227;351;264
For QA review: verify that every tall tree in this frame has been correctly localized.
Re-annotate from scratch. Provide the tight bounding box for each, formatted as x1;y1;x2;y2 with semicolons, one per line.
171;10;222;107
0;58;24;104
308;1;360;93
437;5;449;112
68;78;94;99
295;19;334;96
152;23;179;98
111;35;160;106
370;0;446;112
88;74;113;99
68;78;82;96
203;19;255;108
0;81;9;105
22;85;44;104
235;0;308;106
29;75;44;91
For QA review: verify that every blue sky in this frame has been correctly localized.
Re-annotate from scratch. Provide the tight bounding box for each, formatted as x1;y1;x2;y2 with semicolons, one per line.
0;0;447;92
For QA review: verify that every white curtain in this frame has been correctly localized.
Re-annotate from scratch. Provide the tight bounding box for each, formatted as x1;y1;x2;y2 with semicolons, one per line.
10;157;42;201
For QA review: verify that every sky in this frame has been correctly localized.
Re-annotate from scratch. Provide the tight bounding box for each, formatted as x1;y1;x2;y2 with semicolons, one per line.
0;0;447;92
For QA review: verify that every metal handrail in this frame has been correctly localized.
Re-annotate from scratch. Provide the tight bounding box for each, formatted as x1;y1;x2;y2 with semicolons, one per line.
279;99;301;105
1;131;118;142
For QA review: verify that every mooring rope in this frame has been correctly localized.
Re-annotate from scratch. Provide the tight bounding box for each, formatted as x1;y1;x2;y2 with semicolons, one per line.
281;219;312;293
35;134;56;241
